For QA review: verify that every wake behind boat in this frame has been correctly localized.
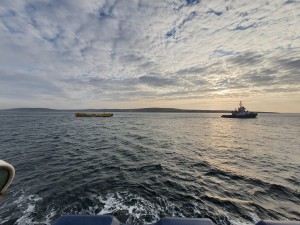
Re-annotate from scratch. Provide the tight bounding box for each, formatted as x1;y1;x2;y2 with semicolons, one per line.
221;101;257;118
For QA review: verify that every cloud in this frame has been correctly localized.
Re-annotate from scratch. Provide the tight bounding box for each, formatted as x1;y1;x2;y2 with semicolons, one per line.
275;58;300;71
234;23;256;31
176;66;208;75
242;73;276;87
227;52;263;66
139;75;177;87
186;0;201;6
0;70;64;98
0;0;300;111
207;9;223;16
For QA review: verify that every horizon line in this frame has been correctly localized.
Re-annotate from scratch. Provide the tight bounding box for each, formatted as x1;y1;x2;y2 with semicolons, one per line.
0;107;283;114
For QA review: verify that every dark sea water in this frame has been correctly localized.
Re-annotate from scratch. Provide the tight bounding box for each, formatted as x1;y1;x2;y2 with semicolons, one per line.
0;111;299;225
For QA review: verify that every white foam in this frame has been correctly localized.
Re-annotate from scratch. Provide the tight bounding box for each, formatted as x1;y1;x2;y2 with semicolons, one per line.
14;194;42;225
1;190;262;225
95;192;160;223
44;208;58;225
80;191;186;224
227;212;260;225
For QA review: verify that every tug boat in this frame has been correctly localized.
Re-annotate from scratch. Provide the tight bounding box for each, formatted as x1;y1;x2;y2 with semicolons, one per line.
221;101;257;118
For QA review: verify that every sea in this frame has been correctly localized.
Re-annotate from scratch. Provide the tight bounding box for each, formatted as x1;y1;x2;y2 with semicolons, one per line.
0;111;299;225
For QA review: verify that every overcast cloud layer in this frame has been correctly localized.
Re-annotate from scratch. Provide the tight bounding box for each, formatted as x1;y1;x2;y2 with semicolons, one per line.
0;0;300;112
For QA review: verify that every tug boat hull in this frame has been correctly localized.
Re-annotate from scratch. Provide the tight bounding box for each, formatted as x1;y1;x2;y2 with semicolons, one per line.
221;113;257;118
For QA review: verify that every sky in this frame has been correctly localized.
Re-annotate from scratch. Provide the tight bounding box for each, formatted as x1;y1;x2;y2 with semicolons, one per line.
0;0;300;112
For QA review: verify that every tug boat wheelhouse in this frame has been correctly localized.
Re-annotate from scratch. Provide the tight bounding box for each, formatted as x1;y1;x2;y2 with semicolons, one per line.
221;101;257;118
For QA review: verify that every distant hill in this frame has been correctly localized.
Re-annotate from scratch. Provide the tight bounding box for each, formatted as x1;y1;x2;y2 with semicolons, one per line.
108;108;232;113
1;107;231;113
1;108;58;112
1;107;275;113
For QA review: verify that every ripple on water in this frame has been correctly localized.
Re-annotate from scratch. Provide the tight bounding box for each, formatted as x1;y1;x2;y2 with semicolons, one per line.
0;112;299;225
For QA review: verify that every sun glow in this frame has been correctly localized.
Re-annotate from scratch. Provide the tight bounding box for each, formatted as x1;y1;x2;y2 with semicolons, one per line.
216;89;229;95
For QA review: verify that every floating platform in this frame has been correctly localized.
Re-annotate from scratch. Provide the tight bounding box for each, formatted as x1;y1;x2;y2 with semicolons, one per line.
75;113;113;117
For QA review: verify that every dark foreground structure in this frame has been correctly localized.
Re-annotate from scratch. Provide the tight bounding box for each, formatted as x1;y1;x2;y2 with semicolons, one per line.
52;215;300;225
